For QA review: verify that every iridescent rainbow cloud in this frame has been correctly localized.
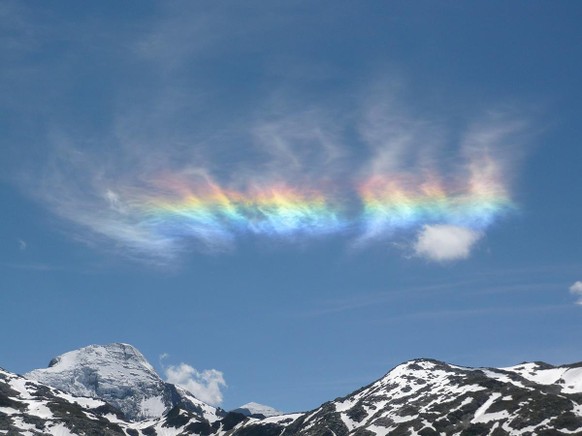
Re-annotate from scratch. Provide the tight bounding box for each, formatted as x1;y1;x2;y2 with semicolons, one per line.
137;178;347;244
125;167;515;247
358;173;514;238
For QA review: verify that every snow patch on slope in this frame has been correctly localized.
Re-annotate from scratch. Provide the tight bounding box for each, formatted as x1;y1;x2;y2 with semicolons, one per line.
503;362;582;393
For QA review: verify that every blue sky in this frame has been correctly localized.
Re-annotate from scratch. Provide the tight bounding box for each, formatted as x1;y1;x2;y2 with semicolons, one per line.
1;1;582;412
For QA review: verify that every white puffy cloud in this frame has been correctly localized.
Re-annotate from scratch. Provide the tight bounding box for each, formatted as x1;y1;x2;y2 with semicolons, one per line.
569;281;582;305
413;224;482;262
164;363;226;406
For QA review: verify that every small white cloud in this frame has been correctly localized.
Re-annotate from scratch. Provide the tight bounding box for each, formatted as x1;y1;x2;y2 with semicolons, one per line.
413;224;482;262
569;281;582;305
18;239;27;251
164;363;226;406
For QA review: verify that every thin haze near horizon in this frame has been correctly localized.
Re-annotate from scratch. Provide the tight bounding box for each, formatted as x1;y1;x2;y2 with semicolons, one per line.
1;1;582;412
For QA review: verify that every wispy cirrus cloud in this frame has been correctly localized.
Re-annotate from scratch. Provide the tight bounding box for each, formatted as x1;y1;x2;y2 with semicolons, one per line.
301;279;564;319
374;303;571;324
6;4;529;264
24;93;526;264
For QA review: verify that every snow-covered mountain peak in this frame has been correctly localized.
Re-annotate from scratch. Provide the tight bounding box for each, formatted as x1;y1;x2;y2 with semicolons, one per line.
287;358;582;435
377;358;461;385
42;343;156;378
232;402;283;417
25;343;223;422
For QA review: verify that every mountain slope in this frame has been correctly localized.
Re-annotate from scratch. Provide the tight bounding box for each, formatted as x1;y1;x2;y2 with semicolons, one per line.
0;367;241;436
0;367;127;435
5;344;582;435
24;343;222;423
502;361;582;393
232;359;582;435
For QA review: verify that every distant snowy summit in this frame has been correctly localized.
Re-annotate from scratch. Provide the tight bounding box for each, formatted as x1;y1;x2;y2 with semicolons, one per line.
231;401;283;417
25;342;223;422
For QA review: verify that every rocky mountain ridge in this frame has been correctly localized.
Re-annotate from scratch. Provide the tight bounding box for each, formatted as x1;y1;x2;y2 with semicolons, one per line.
2;344;582;435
